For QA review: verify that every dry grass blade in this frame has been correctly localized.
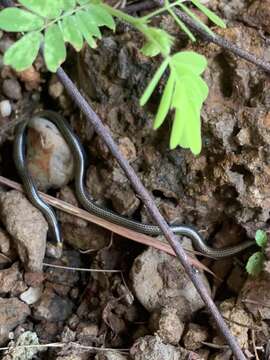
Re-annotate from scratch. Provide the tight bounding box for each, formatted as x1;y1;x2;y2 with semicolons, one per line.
0;175;214;275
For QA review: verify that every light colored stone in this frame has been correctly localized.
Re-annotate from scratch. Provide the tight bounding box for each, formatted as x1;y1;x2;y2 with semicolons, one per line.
0;298;30;345
0;100;11;117
0;191;47;271
149;307;184;345
26;115;74;191
183;323;208;350
95;351;128;360
130;335;199;360
2;331;42;360
20;286;43;305
130;247;210;320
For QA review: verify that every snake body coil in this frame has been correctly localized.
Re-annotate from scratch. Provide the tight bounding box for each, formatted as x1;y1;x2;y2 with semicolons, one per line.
13;111;254;258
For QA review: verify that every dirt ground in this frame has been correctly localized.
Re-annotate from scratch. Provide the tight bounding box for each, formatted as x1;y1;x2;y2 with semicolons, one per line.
0;0;269;359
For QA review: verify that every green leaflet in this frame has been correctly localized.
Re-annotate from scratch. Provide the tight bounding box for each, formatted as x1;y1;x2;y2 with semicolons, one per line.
191;0;226;28
18;0;62;19
154;72;175;129
141;42;160;57
87;4;116;31
4;31;42;71
75;11;97;48
140;57;170;106
60;16;84;51
0;8;44;32
171;51;207;75
61;0;76;10
76;10;102;38
170;80;201;154
170;103;186;149
255;230;268;248
44;24;66;72
246;252;265;276
178;3;214;37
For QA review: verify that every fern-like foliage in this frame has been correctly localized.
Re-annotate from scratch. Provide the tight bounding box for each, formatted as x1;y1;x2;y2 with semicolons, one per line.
0;0;115;71
0;0;226;155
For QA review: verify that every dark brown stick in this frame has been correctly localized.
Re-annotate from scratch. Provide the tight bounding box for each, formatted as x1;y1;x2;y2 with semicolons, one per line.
56;67;246;360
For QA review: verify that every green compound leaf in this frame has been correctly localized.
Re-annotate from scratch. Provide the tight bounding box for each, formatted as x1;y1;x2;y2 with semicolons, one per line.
44;24;66;72
171;51;207;75
75;11;97;48
4;31;42;71
191;0;226;28
60;16;84;51
18;0;62;19
255;230;268;248
61;0;76;10
246;252;265;276
0;8;44;32
154;72;175;129
140;57;170;106
87;4;116;31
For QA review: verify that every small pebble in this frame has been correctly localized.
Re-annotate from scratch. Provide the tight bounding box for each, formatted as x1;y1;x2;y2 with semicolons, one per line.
20;286;43;305
0;100;12;117
2;79;22;100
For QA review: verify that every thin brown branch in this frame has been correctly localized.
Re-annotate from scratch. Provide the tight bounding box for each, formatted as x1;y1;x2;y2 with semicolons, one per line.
0;175;212;274
42;262;122;273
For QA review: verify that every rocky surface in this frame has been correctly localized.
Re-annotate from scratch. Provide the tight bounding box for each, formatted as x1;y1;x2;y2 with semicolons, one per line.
0;190;47;271
130;335;199;360
0;298;30;345
0;0;269;358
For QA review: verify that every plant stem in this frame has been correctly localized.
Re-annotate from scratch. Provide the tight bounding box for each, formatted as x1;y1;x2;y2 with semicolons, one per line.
56;66;246;360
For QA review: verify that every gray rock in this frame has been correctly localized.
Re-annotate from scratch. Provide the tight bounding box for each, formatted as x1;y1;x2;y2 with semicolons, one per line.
183;323;208;351
0;190;47;272
0;262;25;295
2;331;42;360
95;351;129;360
2;79;22;100
0;100;12;117
149;307;184;345
130;248;210;320
130;335;199;360
33;287;73;322
0;298;30;345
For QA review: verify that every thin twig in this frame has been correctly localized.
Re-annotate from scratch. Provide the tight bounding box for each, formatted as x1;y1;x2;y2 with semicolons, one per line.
201;341;230;350
0;342;129;352
55;67;246;360
242;299;270;310
43;262;122;273
252;330;260;360
0;175;212;274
